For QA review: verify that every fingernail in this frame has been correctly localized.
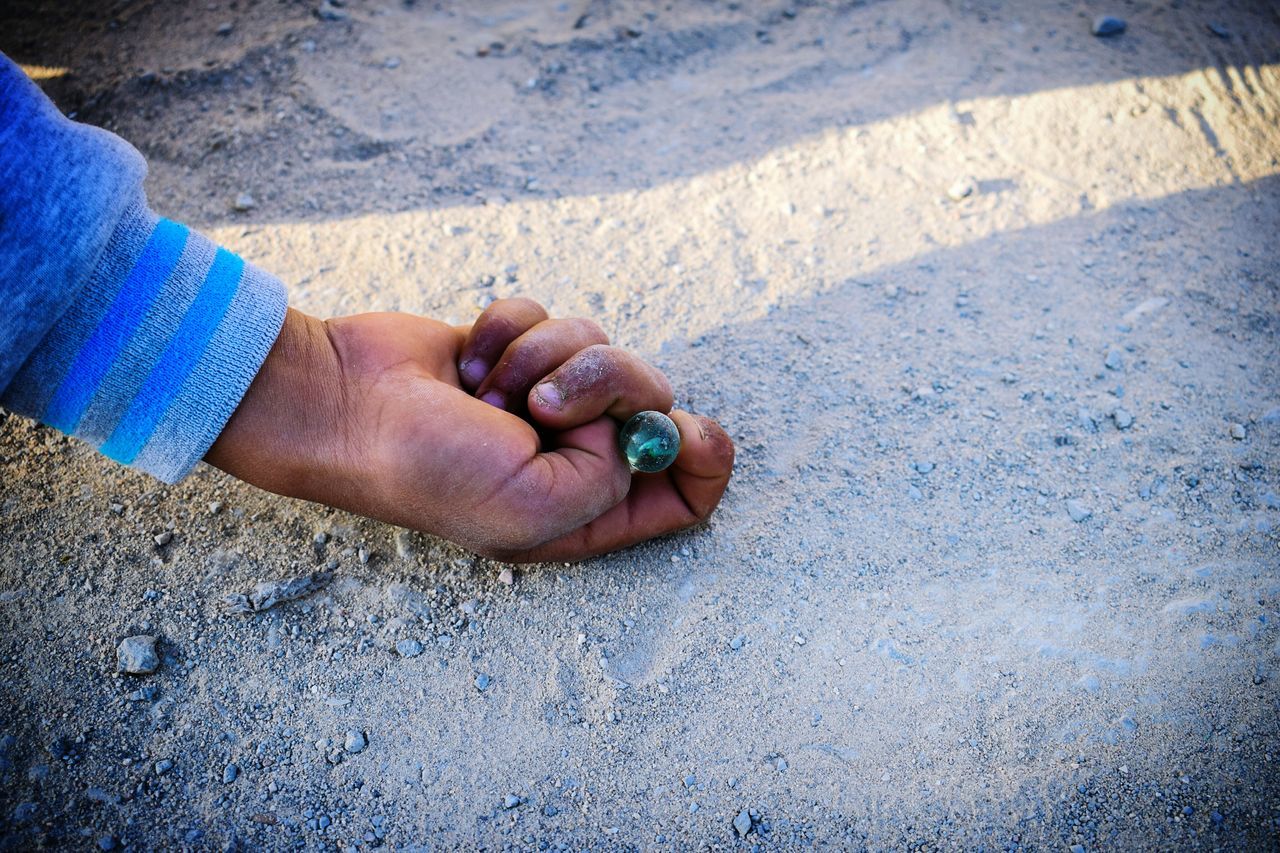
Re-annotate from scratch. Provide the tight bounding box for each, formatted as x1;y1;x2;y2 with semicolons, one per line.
480;390;505;409
460;359;487;385
533;382;563;410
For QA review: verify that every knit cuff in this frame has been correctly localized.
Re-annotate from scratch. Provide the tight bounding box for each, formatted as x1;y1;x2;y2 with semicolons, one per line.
1;194;288;483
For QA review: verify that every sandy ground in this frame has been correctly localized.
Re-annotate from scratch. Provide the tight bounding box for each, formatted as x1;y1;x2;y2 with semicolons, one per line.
2;0;1279;849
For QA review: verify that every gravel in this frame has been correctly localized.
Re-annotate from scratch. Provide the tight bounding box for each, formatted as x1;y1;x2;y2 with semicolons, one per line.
1066;499;1092;523
395;638;424;658
116;636;159;675
1092;16;1126;37
344;730;367;754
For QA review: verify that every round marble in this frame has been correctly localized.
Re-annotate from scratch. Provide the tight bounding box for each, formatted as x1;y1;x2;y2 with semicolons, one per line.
618;411;681;473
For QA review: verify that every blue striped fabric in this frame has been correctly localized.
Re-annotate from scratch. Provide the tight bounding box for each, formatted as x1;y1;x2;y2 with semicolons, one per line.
1;53;290;484
101;247;245;464
40;218;189;433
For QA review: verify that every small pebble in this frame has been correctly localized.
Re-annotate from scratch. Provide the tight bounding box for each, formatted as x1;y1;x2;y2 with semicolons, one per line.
97;836;117;851
232;192;256;212
498;568;514;586
1066;499;1092;523
315;1;348;22
343;730;367;754
1104;348;1124;371
503;794;521;809
729;634;746;651
394;530;414;560
913;460;935;474
222;763;239;784
396;639;424;658
947;177;976;201
733;808;753;836
1229;422;1246;440
793;634;806;646
1112;408;1134;430
1091;16;1126;37
117;635;159;674
682;773;696;789
474;673;492;691
153;531;172;546
216;22;234;36
154;759;173;775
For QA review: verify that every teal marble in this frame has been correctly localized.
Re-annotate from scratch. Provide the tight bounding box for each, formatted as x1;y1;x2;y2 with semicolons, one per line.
619;411;680;473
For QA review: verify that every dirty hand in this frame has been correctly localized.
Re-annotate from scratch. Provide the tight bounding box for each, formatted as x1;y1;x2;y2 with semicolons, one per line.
205;298;734;561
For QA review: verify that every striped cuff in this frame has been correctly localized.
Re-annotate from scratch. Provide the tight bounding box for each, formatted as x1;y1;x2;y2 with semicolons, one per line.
2;196;287;483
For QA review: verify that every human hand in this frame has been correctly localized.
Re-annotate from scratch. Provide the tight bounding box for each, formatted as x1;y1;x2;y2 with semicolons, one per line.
205;299;734;561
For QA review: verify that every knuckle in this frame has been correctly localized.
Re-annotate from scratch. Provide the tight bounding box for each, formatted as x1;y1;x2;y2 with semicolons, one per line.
574;318;609;344
490;296;547;319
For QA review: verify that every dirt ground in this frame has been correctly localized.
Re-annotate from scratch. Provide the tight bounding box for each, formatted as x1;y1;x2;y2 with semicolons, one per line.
2;0;1279;849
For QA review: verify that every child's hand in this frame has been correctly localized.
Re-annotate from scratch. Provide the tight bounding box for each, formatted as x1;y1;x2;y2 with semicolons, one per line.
205;299;734;562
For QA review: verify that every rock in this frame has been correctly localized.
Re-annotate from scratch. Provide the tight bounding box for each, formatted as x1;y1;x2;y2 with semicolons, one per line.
729;634;746;651
913;460;935;474
1092;16;1126;37
947;177;975;201
395;639;424;658
1104;348;1124;371
1077;407;1099;433
232;192;256;212
154;758;173;775
153;531;172;546
1206;22;1231;39
733;808;753;836
97;836;118;851
1229;422;1246;440
315;1;349;22
344;730;367;754
1066;499;1092;523
1112;408;1134;430
117;635;159;674
793;634;806;646
474;673;492;691
223;572;330;614
683;773;696;789
127;685;158;702
222;763;239;784
394;529;414;560
498;567;514;586
502;794;521;809
215;22;234;36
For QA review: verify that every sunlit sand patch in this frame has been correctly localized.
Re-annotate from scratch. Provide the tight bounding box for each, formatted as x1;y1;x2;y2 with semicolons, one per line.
211;65;1279;344
20;64;70;81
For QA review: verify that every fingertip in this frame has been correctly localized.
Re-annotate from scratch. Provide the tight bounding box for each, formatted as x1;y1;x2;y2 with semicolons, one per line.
459;358;488;387
670;410;734;473
532;380;564;411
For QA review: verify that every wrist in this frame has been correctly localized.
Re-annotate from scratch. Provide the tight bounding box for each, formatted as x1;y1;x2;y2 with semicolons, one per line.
205;307;352;497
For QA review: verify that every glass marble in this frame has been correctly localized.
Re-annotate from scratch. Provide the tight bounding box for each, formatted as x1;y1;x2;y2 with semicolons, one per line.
619;411;681;473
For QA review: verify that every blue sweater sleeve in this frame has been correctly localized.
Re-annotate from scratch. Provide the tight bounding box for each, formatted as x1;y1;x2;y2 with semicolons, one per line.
0;53;287;483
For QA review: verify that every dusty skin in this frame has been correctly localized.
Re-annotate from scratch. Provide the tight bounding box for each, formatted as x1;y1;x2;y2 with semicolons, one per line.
1;0;1279;849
